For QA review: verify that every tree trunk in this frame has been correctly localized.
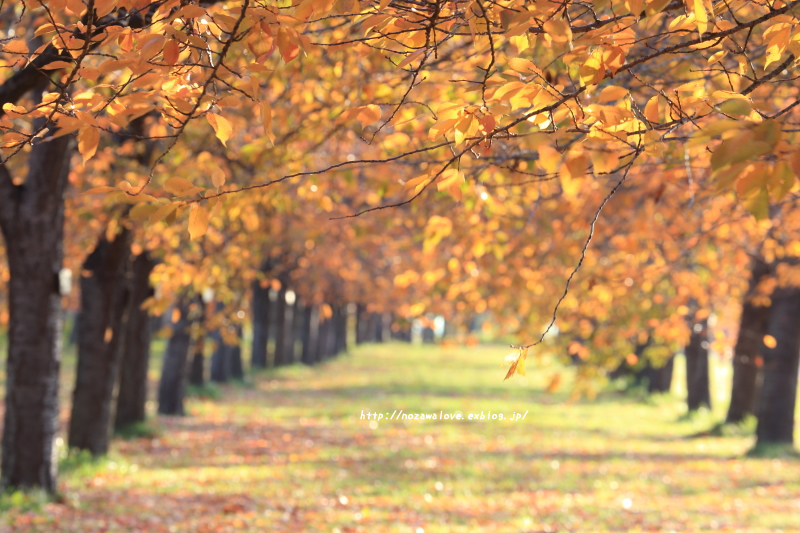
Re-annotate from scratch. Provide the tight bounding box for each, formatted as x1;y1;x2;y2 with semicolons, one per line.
157;300;193;415
115;253;155;431
301;305;318;365
317;316;331;362
69;229;132;455
210;328;229;383
188;335;205;387
755;287;800;446
727;260;770;424
338;305;348;353
274;285;289;366
230;325;244;381
685;318;711;411
250;280;270;369
647;355;674;394
355;303;366;344
0;130;72;492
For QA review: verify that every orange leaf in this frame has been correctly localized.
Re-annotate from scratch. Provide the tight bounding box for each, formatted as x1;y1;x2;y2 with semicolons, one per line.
77;126;100;162
357;105;382;128
206;113;232;146
188;205;209;240
261;101;275;145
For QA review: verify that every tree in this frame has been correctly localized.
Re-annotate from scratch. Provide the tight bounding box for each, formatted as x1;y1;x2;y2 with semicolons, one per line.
4;0;800;492
0;129;72;492
114;252;156;432
68;227;132;455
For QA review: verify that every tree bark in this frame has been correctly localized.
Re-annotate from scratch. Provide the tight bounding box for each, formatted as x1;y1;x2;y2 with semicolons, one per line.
685;318;712;411
210;328;229;383
250;280;270;369
727;260;770;424
0;130;72;492
273;285;288;366
68;228;132;455
115;253;155;431
755;287;800;446
274;286;296;366
157;300;193;415
355;303;366;344
647;355;674;394
188;331;206;387
229;324;244;381
317;316;331;362
301;305;318;365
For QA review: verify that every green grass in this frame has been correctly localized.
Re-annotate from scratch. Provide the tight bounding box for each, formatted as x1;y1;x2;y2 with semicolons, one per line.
2;342;800;532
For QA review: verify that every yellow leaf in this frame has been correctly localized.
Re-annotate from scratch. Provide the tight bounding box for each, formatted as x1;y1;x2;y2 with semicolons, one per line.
538;145;561;174
77;126;100;162
129;202;159;222
95;0;117;18
579;52;604;86
437;169;464;191
211;166;226;189
206;113;232;146
164;176;204;196
708;50;727;65
357;104;382;128
396;48;425;69
543;19;572;43
261;101;275;144
503;348;528;380
188;205;209;240
596;86;628;103
3;40;28;55
693;0;708;34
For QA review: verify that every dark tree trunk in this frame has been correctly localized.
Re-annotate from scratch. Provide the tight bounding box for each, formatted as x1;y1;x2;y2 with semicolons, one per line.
230;324;244;381
685;318;712;411
210;328;229;383
115;253;155;431
355;303;366;344
647;355;674;394
188;335;205;387
316;316;331;362
367;313;379;342
250;280;270;369
157;300;193;415
301;305;318;365
332;306;344;354
69;229;133;455
727;260;770;424
422;325;436;344
274;287;295;366
755;287;800;446
338;305;348;353
0;130;72;492
274;286;289;366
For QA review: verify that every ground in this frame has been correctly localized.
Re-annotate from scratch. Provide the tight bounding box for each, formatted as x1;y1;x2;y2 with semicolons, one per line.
1;343;800;532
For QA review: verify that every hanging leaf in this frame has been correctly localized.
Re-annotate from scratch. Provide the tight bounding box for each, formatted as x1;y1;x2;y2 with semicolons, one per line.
188;205;209;240
207;113;232;146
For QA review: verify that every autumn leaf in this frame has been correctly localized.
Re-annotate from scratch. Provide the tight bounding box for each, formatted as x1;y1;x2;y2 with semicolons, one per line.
165;177;204;196
357;105;382;128
261;101;275;145
206;113;232;146
78;126;100;162
188;205;209;240
504;348;528;380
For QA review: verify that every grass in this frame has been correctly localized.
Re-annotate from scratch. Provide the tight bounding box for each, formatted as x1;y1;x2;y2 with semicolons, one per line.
1;342;800;532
